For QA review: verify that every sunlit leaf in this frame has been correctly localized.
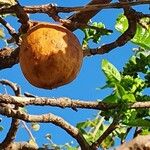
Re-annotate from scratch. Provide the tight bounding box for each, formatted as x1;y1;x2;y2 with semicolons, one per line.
102;59;121;84
122;93;136;102
82;21;111;48
140;128;150;135
115;84;126;98
103;92;118;103
115;14;150;49
101;135;114;149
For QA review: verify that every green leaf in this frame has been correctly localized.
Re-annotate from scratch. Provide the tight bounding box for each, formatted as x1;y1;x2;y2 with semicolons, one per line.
115;84;126;98
122;93;136;102
115;127;127;140
115;14;150;49
123;109;137;125
115;14;128;32
76;120;92;129
124;119;150;127
140;128;150;135
66;146;78;150
103;92;118;103
81;21;111;48
102;59;121;85
101;135;114;149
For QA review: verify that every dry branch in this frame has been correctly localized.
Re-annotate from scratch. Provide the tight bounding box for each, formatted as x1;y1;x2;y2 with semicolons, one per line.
0;142;38;150
0;105;90;150
65;0;111;31
0;1;149;69
12;2;30;33
83;7;137;56
0;47;19;70
0;1;149;15
0;94;150;110
116;135;150;150
0;119;20;149
0;80;21;150
0;17;19;43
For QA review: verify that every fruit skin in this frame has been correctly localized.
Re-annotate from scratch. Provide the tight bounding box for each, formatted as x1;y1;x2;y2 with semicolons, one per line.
19;22;83;89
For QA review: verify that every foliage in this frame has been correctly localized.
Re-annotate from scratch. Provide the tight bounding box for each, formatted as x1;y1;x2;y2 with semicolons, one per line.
0;1;150;149
81;21;111;48
73;14;150;149
115;14;150;49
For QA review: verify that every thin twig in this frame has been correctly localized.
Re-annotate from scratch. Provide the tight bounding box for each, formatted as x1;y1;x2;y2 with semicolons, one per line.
0;80;21;149
0;79;21;96
0;17;19;43
12;2;30;33
121;127;132;144
55;18;113;33
21;121;36;142
66;0;112;31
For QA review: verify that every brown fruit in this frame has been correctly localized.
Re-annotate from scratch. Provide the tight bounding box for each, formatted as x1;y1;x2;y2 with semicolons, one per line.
19;22;83;89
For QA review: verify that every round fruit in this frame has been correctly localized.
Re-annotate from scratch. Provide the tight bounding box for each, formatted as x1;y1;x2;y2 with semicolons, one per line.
19;22;83;89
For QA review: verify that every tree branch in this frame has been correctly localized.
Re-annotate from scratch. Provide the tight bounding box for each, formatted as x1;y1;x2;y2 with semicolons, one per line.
0;105;90;150
0;94;150;111
116;135;150;150
0;1;149;15
0;80;21;150
1;142;38;150
83;7;138;56
12;2;30;33
0;17;19;43
0;47;19;70
65;0;112;31
0;79;21;96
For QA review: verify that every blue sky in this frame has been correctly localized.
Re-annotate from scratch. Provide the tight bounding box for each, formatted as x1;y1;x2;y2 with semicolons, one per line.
0;0;149;148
